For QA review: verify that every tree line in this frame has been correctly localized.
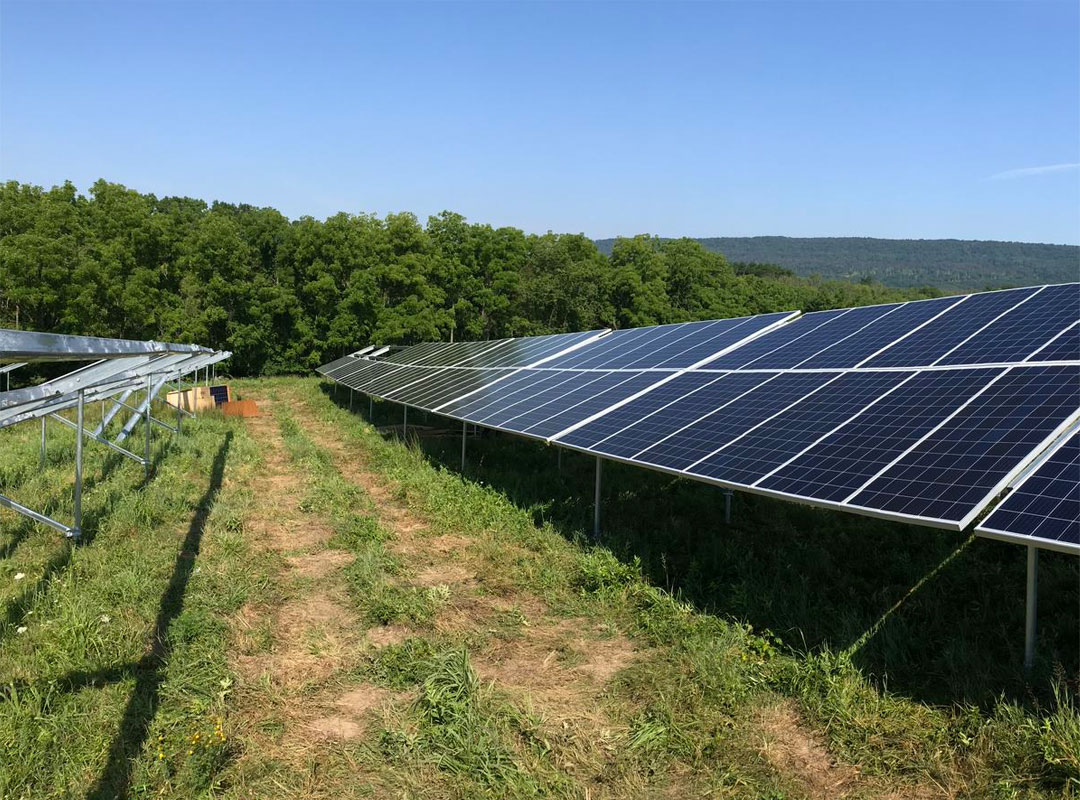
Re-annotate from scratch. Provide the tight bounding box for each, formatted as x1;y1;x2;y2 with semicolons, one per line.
0;180;943;376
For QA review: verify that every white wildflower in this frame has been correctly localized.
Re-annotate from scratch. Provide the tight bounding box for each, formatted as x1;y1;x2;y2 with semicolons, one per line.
14;572;25;581
16;626;27;635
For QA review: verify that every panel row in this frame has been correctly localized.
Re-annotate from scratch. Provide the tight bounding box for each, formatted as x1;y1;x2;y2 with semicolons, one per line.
557;365;1079;529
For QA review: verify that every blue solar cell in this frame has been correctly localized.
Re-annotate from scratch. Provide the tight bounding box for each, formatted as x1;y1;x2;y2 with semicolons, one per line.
864;287;1038;368
318;354;357;377
390;368;514;409
704;310;849;370
797;296;963;369
978;431;1080;552
555;372;728;451
563;372;775;459
345;361;404;391
631;372;837;471
738;304;900;369
382;342;452;365
689;371;913;485
442;370;580;421
363;365;445;397
408;340;510;367
513;372;664;438
850;365;1080;524
938;283;1080;365
1028;322;1080;363
758;369;1004;502
540;313;793;370
484;330;607;367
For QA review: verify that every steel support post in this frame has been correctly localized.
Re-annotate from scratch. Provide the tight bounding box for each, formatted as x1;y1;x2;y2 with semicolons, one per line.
71;389;84;539
593;456;603;539
176;380;182;437
403;405;408;439
40;416;46;469
1024;546;1038;672
723;490;733;524
557;447;562;472
144;376;153;480
369;396;373;420
461;421;467;471
350;388;354;412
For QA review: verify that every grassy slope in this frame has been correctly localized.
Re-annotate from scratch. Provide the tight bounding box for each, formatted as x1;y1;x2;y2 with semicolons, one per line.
0;377;1077;798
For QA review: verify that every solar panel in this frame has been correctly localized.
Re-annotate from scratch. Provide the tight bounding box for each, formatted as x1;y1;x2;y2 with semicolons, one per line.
362;365;448;397
795;296;963;369
379;342;455;365
1027;321;1080;363
556;372;774;457
435;369;664;440
462;330;606;368
539;312;795;370
723;304;900;370
937;284;1080;365
316;354;358;377
390;368;517;410
976;429;1080;554
848;365;1080;526
407;340;511;367
628;372;839;471
703;309;850;370
687;370;913;485
502;372;663;439
757;368;1005;502
863;287;1039;368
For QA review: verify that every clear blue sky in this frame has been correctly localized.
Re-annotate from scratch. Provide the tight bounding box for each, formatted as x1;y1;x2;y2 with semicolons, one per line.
2;1;1077;244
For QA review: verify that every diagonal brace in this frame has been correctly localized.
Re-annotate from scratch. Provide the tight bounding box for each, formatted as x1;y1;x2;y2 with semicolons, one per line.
92;388;135;437
49;413;148;465
0;493;75;537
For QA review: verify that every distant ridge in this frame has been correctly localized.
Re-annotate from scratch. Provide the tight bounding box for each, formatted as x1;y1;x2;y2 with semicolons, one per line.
593;236;1079;291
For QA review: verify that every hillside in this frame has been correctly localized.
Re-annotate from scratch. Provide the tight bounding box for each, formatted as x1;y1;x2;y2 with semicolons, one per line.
594;236;1080;290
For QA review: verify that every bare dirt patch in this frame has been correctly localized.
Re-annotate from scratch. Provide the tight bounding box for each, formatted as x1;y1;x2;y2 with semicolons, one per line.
309;716;365;740
288;550;353;578
414;563;474;587
337;685;394;716
758;700;858;800
473;617;636;722
366;623;411;647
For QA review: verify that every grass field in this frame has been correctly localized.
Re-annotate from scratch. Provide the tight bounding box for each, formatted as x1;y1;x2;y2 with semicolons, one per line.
1;376;1077;799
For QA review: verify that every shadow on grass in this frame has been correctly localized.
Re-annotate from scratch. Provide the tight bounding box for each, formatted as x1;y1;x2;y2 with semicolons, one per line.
323;384;1079;708
85;432;231;800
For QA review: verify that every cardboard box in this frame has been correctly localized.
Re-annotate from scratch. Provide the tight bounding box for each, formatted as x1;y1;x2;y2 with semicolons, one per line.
165;385;216;412
221;399;258;418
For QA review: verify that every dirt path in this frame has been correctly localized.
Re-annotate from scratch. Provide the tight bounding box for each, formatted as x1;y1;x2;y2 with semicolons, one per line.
228;394;391;774
278;387;642;733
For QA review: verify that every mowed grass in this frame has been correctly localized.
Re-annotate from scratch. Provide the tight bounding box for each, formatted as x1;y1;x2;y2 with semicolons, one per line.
0;400;268;798
0;377;1077;799
303;378;1080;798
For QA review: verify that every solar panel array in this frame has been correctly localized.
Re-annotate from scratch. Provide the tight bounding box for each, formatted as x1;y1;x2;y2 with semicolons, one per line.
318;283;1080;551
976;428;1080;554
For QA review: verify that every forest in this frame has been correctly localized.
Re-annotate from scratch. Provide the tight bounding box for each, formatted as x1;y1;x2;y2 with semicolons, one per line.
0;180;943;376
595;235;1080;290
